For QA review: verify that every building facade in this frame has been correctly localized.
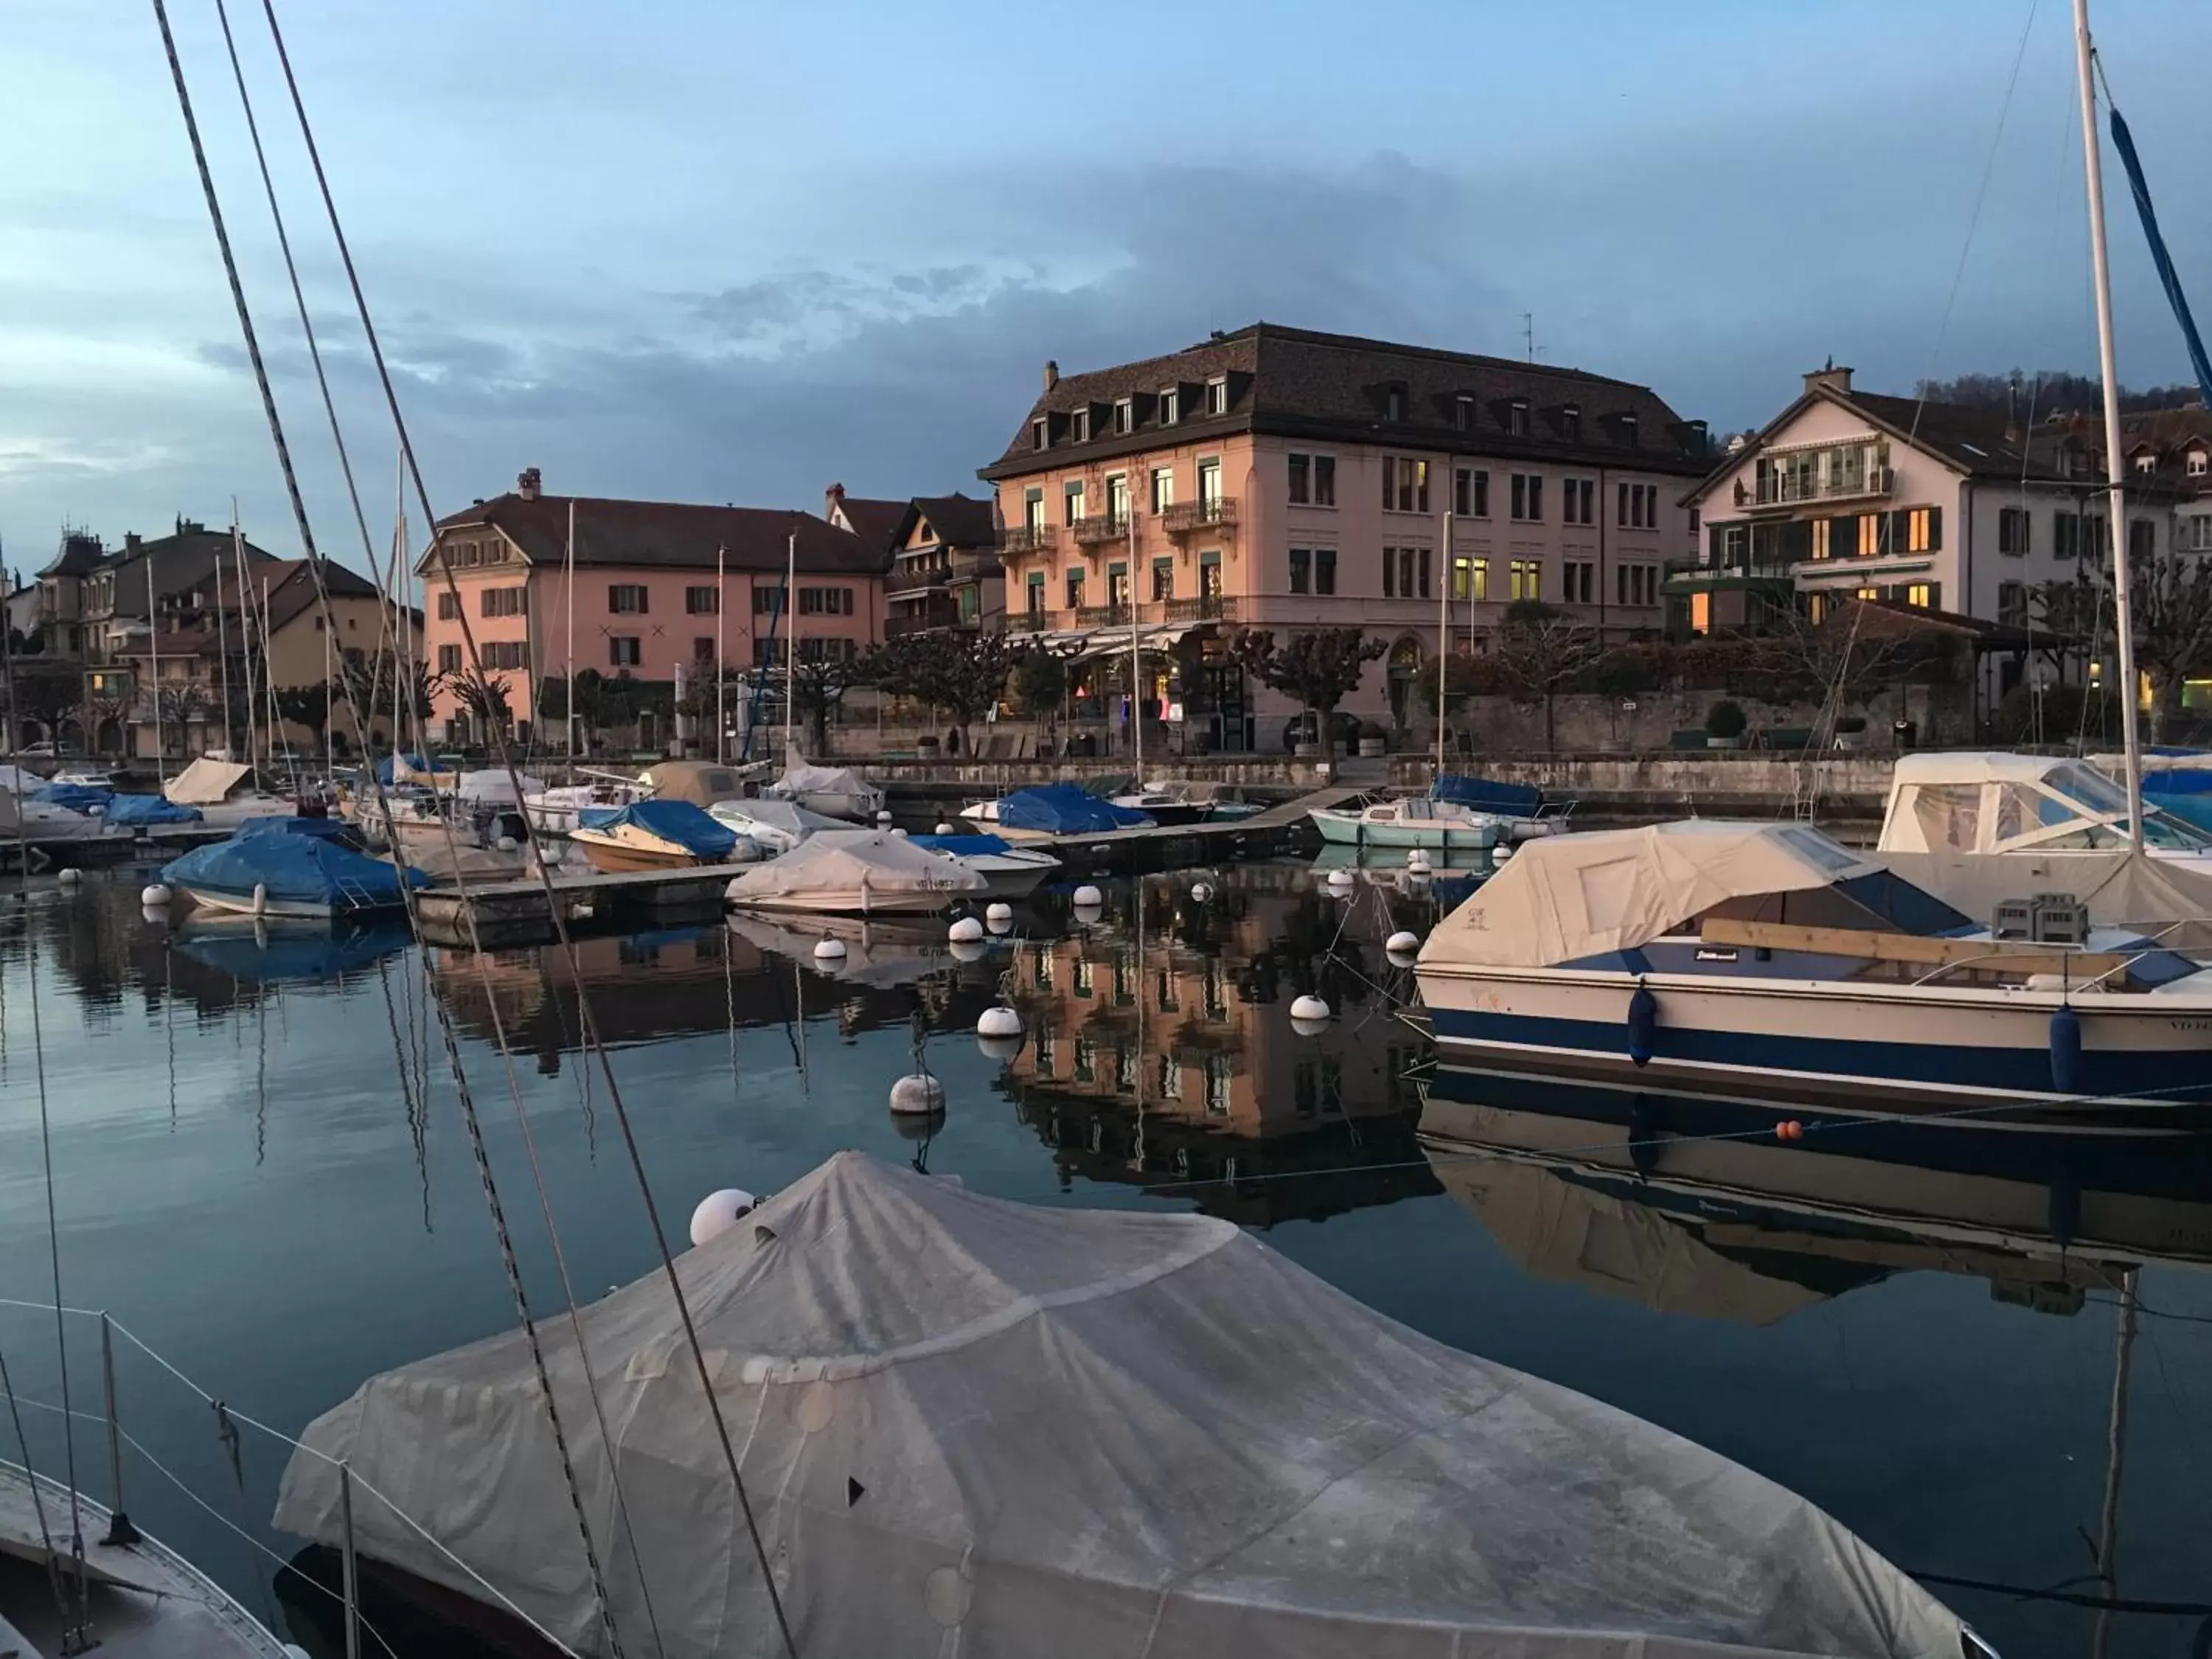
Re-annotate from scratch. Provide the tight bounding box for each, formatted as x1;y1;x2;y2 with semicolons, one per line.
420;470;886;748
883;493;1002;636
978;323;1709;750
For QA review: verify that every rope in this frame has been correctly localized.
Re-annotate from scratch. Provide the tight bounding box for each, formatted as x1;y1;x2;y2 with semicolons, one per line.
150;5;633;1650
250;7;803;1646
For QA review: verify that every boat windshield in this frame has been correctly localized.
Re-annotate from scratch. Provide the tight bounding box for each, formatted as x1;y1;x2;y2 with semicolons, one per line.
2038;762;2212;851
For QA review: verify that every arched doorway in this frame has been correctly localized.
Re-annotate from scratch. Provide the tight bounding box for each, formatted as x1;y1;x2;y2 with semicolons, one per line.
93;718;121;755
1385;635;1425;730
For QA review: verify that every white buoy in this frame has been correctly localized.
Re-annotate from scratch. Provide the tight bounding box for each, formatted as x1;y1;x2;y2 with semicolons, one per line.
984;901;1013;929
140;905;168;927
935;821;956;835
140;883;171;907
56;868;80;887
891;827;908;838
87;804;105;818
1073;883;1105;908
1326;867;1354;890
876;809;894;827
688;1188;757;1248
1290;993;1330;1023
1492;842;1515;862
977;1005;1022;1040
948;938;989;963
948;915;985;943
1190;881;1214;903
497;835;519;852
1406;847;1431;869
1386;930;1422;957
813;937;847;961
889;1073;947;1116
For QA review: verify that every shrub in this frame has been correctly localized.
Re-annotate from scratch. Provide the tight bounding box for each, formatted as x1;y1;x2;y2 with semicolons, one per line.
1705;699;1747;740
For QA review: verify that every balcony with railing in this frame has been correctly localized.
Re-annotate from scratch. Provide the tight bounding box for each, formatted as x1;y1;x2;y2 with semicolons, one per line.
1070;515;1130;549
1160;498;1238;535
1001;524;1057;556
1736;465;1895;509
1162;594;1238;623
887;549;1001;595
1009;610;1051;634
1077;602;1133;627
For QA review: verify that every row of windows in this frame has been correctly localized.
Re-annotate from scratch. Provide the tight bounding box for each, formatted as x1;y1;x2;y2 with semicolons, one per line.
1996;505;2160;560
1031;461;1227;529
434;641;528;672
1031;378;1230;450
440;538;511;567
481;585;525;618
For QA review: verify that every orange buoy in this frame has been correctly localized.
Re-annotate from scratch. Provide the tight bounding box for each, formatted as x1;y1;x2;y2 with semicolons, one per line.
1776;1119;1806;1141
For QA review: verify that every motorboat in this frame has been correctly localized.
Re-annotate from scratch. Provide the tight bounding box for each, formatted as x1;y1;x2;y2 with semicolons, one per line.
1310;796;1502;852
523;768;649;835
1091;777;1208;826
568;799;753;873
273;1150;1972;1659
0;787;123;844
723;828;987;914
765;758;884;822
708;796;846;855
908;831;1062;898
1414;819;2212;1128
100;792;203;829
162;757;292;830
1433;773;1573;841
961;783;1153;841
158;817;429;919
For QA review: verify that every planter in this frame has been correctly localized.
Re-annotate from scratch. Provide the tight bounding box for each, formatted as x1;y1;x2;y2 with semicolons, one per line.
1293;742;1321;759
1357;737;1386;758
1705;737;1742;751
917;737;940;757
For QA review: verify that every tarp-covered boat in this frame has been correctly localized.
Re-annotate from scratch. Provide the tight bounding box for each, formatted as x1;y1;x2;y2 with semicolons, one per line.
708;796;845;855
164;757;291;829
567;799;745;872
273;1152;1969;1659
102;792;203;827
765;759;883;821
982;782;1154;837
907;831;1061;897
723;829;984;914
159;829;429;918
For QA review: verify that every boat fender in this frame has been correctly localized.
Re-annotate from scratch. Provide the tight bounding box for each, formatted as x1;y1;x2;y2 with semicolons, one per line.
934;821;956;835
1386;930;1422;957
984;901;1014;931
251;881;268;917
947;915;985;943
140;883;172;907
1627;981;1658;1068
56;867;81;887
889;1074;946;1116
1072;884;1105;909
688;1188;757;1248
2049;1004;2082;1097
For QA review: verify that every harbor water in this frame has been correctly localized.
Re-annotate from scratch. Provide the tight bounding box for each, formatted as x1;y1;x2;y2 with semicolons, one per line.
0;862;2205;1658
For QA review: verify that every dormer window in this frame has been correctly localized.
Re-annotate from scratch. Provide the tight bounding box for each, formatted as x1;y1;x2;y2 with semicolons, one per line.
1071;408;1091;443
1454;395;1473;432
1617;412;1640;445
1113;398;1133;436
2191;449;2209;478
1159;386;1180;425
1385;386;1405;423
1032;417;1048;451
2067;447;2092;478
1507;400;1530;437
1562;404;1581;441
2134;451;2157;475
1205;377;1228;417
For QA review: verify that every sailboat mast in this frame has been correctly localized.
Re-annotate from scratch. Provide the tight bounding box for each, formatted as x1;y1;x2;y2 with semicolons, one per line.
1128;506;1141;776
1437;507;1453;780
2074;0;2144;852
715;542;726;765
565;498;577;758
146;542;163;785
233;522;257;767
783;529;797;759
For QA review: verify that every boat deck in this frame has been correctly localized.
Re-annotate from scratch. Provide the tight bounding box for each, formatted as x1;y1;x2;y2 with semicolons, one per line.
0;1461;291;1657
1012;785;1354;873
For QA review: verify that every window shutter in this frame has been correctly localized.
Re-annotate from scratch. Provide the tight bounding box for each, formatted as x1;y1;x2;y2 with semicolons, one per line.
1926;506;1942;552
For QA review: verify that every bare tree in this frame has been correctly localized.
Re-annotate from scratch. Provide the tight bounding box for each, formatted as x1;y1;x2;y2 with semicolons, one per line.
1474;601;1611;753
1230;627;1388;757
1753;602;1932;743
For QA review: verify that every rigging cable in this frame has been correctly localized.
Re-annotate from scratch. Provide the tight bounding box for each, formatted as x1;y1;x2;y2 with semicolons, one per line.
251;5;801;1646
146;4;634;1652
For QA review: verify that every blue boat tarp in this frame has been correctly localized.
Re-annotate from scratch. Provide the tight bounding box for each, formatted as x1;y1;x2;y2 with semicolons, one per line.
994;785;1154;835
375;753;433;785
597;799;739;858
237;815;355;841
1433;775;1545;815
34;783;111;813
102;793;201;827
172;919;414;984
159;833;428;911
910;833;1015;858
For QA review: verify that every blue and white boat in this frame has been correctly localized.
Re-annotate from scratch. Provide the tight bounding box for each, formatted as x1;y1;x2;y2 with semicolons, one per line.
908;832;1062;898
962;783;1155;841
568;798;754;872
1414;820;2212;1130
159;819;430;919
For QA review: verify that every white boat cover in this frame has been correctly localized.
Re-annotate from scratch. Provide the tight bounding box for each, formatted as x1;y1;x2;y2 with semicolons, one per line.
769;760;880;804
271;1153;1962;1659
1422;821;1879;970
723;829;984;905
1882;846;2212;953
711;799;846;841
454;769;546;805
165;757;252;805
0;764;40;795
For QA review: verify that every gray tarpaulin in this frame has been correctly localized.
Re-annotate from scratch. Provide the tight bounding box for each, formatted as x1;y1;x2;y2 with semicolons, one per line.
274;1153;1964;1659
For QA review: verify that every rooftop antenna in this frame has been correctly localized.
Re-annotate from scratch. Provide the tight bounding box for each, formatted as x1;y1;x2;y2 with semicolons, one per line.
1522;313;1544;363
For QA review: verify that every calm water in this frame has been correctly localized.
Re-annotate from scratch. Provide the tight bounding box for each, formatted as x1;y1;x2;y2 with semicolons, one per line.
0;861;2207;1659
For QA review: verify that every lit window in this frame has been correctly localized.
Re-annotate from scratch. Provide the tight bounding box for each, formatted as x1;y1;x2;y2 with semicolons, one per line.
1810;519;1830;560
1858;515;1882;557
1907;582;1933;608
2190;450;2208;478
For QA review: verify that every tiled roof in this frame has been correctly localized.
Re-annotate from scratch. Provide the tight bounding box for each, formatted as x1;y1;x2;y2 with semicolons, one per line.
429;494;877;577
903;493;998;549
828;494;908;558
981;321;1711;479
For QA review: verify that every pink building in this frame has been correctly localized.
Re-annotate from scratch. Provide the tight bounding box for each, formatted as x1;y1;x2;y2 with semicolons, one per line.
979;324;1710;751
420;470;886;748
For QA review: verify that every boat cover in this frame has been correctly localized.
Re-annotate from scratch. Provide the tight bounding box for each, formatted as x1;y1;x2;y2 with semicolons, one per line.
995;782;1153;834
1422;821;1879;970
1435;773;1545;815
164;757;251;805
102;793;201;827
723;829;985;905
32;782;111;813
638;761;757;806
714;799;846;840
159;833;428;908
770;761;882;808
0;765;42;795
908;832;1018;858
272;1152;1963;1659
375;752;458;787
455;769;546;805
591;799;739;858
237;815;356;841
1880;846;2212;954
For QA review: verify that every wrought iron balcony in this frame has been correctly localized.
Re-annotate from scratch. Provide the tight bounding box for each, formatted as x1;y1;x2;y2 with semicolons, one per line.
1160;498;1237;535
1001;525;1057;555
1077;602;1133;627
1070;515;1130;549
1009;611;1051;634
1162;594;1238;623
1737;466;1895;509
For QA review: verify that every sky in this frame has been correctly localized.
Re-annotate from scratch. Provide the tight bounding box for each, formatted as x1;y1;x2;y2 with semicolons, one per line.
4;0;2211;580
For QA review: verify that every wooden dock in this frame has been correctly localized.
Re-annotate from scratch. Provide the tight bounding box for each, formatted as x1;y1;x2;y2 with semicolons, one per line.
412;860;755;948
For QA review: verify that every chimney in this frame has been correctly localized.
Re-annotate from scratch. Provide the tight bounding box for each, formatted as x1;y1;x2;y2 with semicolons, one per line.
1043;360;1059;392
1802;361;1852;397
824;482;846;523
517;466;542;501
125;532;142;552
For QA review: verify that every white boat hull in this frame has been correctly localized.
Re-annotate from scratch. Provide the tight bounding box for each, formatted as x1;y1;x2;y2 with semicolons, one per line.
727;888;959;916
1311;808;1500;851
179;885;344;920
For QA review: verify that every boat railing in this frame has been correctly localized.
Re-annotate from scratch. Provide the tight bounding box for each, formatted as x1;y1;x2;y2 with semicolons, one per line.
0;1297;586;1658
